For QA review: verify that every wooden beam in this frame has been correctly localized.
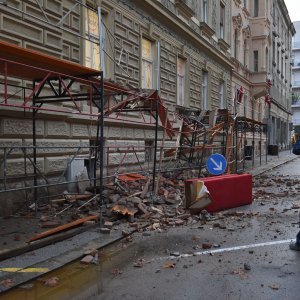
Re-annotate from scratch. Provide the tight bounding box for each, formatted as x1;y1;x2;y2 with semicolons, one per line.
28;215;99;243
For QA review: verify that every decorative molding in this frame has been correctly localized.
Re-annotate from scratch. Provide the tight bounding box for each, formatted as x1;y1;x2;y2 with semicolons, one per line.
233;0;242;6
200;22;215;39
232;13;242;30
218;38;230;52
175;0;194;18
242;25;251;38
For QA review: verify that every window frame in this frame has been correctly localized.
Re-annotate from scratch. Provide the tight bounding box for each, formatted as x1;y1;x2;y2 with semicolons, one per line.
219;81;225;109
203;0;208;23
254;0;259;17
141;37;154;89
220;2;225;39
202;70;208;110
177;56;186;107
253;50;258;72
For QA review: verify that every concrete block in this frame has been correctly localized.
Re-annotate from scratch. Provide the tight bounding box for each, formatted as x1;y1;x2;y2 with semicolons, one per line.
2;14;43;42
44;156;68;174
45;121;70;138
23;139;82;155
0;157;44;176
104;221;113;229
1;118;44;137
106;139;141;149
0;139;23;155
108;152;144;166
71;124;90;138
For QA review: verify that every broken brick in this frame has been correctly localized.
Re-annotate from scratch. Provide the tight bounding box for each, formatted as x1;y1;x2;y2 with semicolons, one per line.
175;219;184;226
137;203;148;215
104;221;113;229
81;255;94;264
202;243;212;249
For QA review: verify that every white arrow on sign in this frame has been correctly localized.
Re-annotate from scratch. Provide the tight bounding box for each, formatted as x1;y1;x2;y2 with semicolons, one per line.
210;157;223;171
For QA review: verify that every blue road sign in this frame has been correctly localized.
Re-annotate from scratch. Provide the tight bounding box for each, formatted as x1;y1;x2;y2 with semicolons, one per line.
206;153;227;175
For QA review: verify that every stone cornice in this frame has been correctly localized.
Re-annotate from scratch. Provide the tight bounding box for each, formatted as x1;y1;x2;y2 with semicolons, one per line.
200;22;215;39
218;38;230;52
175;0;194;18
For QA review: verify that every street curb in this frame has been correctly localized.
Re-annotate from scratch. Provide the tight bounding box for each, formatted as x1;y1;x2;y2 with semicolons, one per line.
0;223;97;262
0;223;148;294
248;155;298;177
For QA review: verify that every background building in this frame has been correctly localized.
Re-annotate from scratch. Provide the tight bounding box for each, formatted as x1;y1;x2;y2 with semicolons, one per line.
269;0;295;151
291;21;300;138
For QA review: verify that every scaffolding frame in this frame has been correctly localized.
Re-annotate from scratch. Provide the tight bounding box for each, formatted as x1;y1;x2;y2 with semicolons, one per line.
0;1;270;213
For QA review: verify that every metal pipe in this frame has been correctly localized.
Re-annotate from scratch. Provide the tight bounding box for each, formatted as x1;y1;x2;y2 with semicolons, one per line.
152;90;159;193
32;80;37;215
99;70;105;225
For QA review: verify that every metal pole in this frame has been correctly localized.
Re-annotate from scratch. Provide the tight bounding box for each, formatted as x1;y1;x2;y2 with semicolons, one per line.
32;80;38;215
152;41;161;193
242;119;246;171
260;125;262;165
98;71;104;225
252;124;255;168
235;119;238;173
152;90;159;193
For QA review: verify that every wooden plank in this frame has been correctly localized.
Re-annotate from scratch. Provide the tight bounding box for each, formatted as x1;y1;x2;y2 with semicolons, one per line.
28;215;99;243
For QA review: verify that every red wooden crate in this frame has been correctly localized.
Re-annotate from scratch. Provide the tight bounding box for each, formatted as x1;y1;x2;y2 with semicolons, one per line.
185;174;252;213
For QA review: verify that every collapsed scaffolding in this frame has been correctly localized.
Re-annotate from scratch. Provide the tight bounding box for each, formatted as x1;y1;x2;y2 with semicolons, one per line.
0;39;267;193
0;1;268;224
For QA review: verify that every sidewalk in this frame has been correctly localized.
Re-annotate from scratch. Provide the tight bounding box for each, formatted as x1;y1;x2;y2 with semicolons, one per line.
0;150;298;293
244;149;297;176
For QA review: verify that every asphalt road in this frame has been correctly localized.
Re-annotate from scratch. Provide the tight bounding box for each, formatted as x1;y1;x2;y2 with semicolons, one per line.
2;157;300;300
89;158;300;300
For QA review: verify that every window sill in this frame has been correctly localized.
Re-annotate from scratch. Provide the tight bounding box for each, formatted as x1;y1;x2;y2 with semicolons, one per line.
200;22;215;39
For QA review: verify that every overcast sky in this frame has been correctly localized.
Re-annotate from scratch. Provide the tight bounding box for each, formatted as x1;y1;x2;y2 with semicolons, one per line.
285;0;299;22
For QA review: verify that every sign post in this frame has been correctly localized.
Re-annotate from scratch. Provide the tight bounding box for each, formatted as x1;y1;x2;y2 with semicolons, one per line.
206;153;227;175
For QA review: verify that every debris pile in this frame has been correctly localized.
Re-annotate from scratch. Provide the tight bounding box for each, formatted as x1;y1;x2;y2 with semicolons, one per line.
15;176;194;243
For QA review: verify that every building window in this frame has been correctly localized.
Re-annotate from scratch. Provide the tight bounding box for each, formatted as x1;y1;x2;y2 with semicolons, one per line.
266;47;269;72
202;71;208;110
203;0;208;23
85;8;101;71
234;29;238;59
141;37;154;89
177;57;186;106
243;40;247;66
258;102;262;122
219;81;224;109
253;50;258;72
220;3;225;39
244;0;247;9
272;41;275;65
254;0;259;17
